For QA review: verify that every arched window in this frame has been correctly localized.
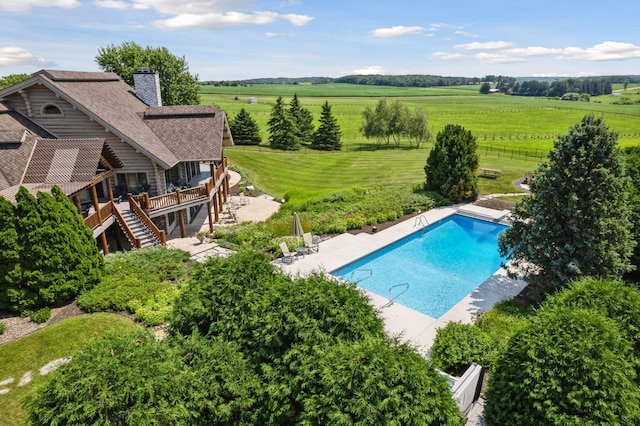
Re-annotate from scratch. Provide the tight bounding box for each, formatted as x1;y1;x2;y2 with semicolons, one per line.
42;104;63;115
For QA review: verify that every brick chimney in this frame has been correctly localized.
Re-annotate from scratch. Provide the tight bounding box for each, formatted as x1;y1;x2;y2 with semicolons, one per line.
133;68;162;107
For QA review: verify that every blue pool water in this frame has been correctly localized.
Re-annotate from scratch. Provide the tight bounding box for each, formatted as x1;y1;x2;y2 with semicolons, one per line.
332;214;508;318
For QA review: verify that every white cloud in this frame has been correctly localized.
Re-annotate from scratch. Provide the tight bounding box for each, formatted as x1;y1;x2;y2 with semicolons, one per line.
266;32;291;37
504;46;563;56
371;26;424;38
474;52;523;64
455;41;514;51
561;41;640;61
0;46;52;67
281;13;313;26
347;65;386;75
430;51;466;60
454;30;479;38
0;0;78;13
94;0;128;9
155;11;279;29
130;0;253;15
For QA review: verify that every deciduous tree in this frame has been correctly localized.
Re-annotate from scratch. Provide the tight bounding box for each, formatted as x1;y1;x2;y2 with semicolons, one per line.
0;73;30;90
96;41;200;105
424;124;479;202
499;115;633;294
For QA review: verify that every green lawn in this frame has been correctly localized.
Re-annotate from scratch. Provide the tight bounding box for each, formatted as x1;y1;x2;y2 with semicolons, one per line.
0;313;141;426
206;83;640;200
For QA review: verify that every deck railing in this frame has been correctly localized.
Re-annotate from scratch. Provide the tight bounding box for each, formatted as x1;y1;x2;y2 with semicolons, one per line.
85;201;115;230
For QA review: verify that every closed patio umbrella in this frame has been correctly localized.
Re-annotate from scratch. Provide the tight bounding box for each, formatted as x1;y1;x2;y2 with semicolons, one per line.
292;212;304;236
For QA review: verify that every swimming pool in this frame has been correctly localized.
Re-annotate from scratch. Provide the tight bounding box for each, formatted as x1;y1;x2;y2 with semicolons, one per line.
331;214;508;318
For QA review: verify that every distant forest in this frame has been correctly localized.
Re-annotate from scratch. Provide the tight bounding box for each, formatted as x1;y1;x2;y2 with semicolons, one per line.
202;74;640;94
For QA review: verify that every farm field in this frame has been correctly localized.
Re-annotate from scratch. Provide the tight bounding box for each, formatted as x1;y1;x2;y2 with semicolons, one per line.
201;83;640;199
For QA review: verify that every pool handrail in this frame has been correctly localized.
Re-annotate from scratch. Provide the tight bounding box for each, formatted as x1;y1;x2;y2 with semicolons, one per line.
414;215;429;229
381;282;410;308
349;268;373;283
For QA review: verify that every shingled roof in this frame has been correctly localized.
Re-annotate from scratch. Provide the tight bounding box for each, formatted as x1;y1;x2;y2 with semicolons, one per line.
0;137;119;203
0;102;55;191
30;70;180;169
143;105;226;161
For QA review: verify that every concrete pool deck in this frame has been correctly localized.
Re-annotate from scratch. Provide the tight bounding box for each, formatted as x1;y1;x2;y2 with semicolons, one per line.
277;205;527;356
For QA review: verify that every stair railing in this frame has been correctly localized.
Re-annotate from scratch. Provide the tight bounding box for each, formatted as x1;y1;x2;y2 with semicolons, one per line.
128;195;166;245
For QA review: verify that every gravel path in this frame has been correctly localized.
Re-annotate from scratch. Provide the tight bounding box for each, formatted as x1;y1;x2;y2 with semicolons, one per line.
0;302;84;346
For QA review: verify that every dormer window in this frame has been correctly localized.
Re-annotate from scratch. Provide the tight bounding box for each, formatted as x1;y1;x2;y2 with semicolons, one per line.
42;104;63;115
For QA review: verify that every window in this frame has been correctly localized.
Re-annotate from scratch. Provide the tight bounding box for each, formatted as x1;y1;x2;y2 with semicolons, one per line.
115;172;149;194
42;104;63;115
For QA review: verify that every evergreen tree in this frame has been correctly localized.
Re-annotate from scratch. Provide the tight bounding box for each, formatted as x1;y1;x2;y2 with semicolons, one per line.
424;124;479;202
479;82;491;94
499;115;633;295
229;108;261;145
311;101;342;151
0;197;19;310
268;96;298;150
3;186;103;313
288;94;314;145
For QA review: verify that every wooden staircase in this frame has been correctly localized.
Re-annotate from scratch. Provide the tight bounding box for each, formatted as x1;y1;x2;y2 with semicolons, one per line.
117;209;161;248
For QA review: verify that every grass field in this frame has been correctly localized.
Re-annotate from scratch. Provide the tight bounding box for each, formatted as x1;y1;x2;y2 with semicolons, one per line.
0;313;141;426
201;83;640;199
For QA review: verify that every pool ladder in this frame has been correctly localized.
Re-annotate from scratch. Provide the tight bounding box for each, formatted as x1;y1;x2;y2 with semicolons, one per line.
414;215;429;232
381;282;409;309
349;268;372;284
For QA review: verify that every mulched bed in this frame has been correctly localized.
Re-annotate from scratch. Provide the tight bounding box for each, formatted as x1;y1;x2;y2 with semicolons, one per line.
348;198;516;236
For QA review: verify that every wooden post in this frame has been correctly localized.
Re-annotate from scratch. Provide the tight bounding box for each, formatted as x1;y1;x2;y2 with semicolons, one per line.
213;194;219;223
207;201;214;233
100;232;109;255
105;178;114;202
178;209;186;238
73;194;82;215
90;185;102;223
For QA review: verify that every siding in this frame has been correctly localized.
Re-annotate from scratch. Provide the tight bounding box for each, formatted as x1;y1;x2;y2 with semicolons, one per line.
3;86;161;195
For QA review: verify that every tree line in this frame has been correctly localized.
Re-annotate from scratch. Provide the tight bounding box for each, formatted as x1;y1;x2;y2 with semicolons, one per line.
481;76;614;97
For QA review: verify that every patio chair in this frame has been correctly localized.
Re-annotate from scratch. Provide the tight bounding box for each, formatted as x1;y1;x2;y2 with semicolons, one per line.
303;232;319;253
239;192;250;205
279;242;297;264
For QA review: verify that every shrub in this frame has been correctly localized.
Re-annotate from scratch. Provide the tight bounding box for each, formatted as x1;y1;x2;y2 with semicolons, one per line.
0;322;5;335
484;307;640;425
298;337;465;425
542;278;640;358
29;307;51;324
475;298;534;367
430;321;492;376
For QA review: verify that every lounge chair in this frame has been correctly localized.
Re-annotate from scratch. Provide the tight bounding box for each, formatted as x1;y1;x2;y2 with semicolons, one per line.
303;232;319;253
239;192;250;206
279;242;297;264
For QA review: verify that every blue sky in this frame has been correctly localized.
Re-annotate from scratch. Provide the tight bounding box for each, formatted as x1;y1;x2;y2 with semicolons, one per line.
1;0;639;81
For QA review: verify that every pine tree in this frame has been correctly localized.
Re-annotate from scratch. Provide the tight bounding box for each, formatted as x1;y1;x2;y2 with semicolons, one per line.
268;96;298;150
0;197;19;310
499;114;634;295
229;108;261;145
289;94;314;145
311;101;342;151
4;186;104;313
424;124;479;202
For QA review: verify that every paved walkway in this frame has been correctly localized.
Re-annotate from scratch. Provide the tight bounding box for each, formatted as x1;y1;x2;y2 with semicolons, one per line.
166;170;282;261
